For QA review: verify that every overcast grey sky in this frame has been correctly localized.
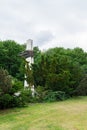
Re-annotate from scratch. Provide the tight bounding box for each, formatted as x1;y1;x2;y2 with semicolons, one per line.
0;0;87;50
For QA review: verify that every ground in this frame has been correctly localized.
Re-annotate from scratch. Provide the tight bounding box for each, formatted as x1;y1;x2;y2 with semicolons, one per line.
0;96;87;130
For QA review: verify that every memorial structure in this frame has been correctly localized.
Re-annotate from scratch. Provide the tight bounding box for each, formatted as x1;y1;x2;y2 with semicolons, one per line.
19;39;34;96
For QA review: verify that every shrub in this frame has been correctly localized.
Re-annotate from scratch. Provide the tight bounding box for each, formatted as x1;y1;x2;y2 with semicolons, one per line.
20;89;32;103
11;95;26;107
0;94;12;109
0;68;12;94
75;75;87;96
35;86;45;102
9;80;23;95
44;91;67;102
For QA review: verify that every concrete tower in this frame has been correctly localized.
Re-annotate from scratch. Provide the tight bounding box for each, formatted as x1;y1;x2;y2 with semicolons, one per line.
26;39;34;64
24;39;34;96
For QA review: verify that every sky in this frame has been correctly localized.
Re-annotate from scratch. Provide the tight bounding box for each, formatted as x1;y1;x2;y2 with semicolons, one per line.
0;0;87;51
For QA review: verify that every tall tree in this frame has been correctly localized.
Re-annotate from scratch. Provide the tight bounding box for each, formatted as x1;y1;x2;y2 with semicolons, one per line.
0;40;25;80
25;60;34;88
33;47;84;96
0;68;12;94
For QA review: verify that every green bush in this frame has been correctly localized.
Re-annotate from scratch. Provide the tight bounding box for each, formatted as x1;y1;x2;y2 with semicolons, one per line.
35;86;45;102
21;89;41;103
0;89;32;109
11;95;26;107
0;68;12;94
10;89;35;107
44;91;67;102
0;94;12;109
20;89;32;103
75;75;87;96
9;80;23;95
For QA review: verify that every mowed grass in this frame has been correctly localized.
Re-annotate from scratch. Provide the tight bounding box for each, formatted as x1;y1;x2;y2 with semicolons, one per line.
0;97;87;130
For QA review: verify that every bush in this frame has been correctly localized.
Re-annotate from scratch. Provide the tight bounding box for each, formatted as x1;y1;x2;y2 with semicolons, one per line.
0;68;12;94
43;91;67;102
20;89;32;103
20;89;41;103
9;80;23;95
10;89;36;107
35;86;45;102
11;95;26;107
0;94;12;109
0;89;33;109
75;75;87;96
0;93;25;109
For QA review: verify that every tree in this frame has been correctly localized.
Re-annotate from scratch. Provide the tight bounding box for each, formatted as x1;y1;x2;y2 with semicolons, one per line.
75;74;87;96
0;68;12;94
33;47;84;96
25;60;34;88
0;40;25;80
33;46;41;63
0;68;31;109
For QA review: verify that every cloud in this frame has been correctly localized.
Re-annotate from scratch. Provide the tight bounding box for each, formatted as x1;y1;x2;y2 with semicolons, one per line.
0;0;87;51
34;31;54;46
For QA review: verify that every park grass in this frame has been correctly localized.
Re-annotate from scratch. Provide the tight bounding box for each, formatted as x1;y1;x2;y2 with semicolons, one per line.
0;97;87;130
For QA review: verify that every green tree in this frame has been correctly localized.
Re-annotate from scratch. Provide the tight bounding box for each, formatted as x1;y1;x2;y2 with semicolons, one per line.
33;47;84;96
75;74;87;96
33;46;41;63
25;60;34;88
0;68;12;94
0;40;25;80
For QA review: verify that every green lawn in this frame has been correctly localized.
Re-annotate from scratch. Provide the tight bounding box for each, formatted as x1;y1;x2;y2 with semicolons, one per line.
0;97;87;130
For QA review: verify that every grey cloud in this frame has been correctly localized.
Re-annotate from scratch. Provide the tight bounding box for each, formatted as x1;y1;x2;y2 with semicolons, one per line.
0;0;87;50
34;31;54;46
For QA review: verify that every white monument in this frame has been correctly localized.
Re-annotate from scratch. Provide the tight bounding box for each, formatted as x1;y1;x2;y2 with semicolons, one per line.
24;39;34;96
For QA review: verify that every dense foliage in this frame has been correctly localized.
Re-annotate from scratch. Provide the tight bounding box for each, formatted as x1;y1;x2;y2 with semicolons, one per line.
0;68;12;94
0;40;87;109
0;40;25;80
0;40;33;109
33;47;87;98
0;68;34;109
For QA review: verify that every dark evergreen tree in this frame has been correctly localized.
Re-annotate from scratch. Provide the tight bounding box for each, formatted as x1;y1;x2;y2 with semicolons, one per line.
0;40;25;80
0;68;12;94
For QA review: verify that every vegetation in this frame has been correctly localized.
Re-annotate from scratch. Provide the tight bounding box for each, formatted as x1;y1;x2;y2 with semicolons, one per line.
0;68;12;94
0;97;87;130
0;40;25;81
0;40;87;109
0;68;34;109
75;74;87;95
33;47;87;97
25;60;34;88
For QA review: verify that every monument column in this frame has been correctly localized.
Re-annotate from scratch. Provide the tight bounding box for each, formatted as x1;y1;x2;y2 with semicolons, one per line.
24;39;34;96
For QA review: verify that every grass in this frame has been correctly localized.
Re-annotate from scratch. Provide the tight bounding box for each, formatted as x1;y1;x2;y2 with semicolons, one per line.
0;97;87;130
